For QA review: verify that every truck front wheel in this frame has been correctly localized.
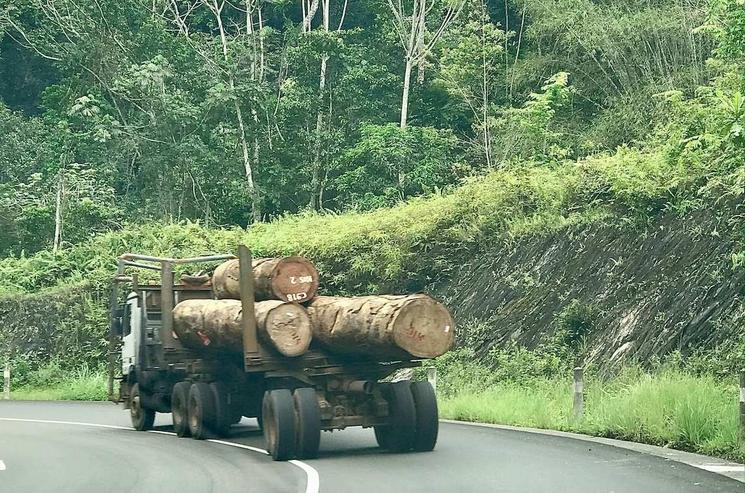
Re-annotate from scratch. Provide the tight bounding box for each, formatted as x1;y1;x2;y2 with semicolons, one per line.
188;382;217;440
262;389;296;461
130;383;155;431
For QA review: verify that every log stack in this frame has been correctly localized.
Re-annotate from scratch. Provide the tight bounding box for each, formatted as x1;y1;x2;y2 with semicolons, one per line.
171;256;455;360
173;299;312;357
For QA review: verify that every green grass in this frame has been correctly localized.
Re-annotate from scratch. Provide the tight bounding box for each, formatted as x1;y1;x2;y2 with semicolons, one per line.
8;365;107;401
440;368;742;461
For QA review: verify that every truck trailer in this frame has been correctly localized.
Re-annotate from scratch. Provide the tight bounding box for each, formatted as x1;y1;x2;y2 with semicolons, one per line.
107;246;440;460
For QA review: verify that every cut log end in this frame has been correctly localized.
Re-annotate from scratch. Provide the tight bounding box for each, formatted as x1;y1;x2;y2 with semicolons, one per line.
392;297;455;358
262;301;312;357
269;257;319;303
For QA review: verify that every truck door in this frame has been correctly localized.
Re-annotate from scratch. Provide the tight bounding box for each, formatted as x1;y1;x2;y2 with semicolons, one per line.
121;293;141;376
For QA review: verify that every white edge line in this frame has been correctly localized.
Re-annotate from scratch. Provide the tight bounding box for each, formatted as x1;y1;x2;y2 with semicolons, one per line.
289;459;321;493
0;418;319;493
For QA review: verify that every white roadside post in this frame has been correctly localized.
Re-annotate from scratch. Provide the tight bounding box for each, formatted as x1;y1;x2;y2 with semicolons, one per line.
427;366;437;393
739;369;745;446
3;364;9;400
573;367;584;422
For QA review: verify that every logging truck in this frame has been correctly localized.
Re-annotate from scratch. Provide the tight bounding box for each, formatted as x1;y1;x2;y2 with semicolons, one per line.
108;246;453;460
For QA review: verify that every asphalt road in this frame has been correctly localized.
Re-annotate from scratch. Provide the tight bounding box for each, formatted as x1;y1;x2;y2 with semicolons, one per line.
0;401;741;493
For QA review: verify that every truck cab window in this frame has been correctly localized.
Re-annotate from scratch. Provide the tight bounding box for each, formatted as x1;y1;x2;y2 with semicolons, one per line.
122;304;132;337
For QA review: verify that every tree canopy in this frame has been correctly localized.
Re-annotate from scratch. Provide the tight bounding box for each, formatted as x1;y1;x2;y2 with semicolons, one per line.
0;0;737;256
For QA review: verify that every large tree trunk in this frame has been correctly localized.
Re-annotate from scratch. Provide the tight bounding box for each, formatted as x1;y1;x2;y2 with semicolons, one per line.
53;171;64;253
400;58;412;129
310;53;328;211
173;299;312;357
307;295;455;359
212;257;319;302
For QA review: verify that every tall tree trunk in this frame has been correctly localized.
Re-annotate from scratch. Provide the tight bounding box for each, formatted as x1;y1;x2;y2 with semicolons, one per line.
310;1;330;210
416;0;426;84
481;8;492;168
53;171;64;253
212;0;261;222
400;57;413;129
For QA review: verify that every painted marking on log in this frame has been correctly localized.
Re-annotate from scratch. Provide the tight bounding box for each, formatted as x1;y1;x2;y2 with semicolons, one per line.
0;418;320;493
406;326;425;342
287;292;308;302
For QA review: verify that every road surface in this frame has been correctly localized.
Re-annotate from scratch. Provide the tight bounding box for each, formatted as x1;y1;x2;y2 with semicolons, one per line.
0;401;740;493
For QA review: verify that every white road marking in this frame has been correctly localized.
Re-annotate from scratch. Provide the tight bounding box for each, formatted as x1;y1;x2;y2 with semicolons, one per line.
699;465;745;473
0;417;320;493
0;418;128;430
289;459;321;493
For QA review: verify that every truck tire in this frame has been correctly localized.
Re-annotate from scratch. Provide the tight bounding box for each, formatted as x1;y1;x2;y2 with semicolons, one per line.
130;383;155;431
293;388;321;459
210;382;231;437
410;381;438;451
262;389;296;461
188;382;217;440
172;381;191;438
374;381;416;452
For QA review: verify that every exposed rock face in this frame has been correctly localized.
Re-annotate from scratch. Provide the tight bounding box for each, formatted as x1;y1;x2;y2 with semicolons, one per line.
437;204;744;364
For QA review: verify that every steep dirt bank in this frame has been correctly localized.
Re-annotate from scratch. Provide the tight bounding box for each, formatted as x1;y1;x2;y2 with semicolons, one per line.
437;202;744;363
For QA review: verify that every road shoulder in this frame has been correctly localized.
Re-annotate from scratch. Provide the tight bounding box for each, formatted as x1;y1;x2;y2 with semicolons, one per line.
441;419;745;483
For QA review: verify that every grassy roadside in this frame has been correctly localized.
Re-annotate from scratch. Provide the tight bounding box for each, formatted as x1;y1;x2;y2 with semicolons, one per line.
438;367;742;462
7;366;107;401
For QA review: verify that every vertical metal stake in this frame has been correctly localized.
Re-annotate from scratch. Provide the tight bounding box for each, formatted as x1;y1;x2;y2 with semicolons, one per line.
739;369;745;447
239;245;260;368
573;367;584;422
3;364;10;400
427;367;437;394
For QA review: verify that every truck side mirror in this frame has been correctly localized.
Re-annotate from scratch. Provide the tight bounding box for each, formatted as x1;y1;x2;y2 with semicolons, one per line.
110;308;124;337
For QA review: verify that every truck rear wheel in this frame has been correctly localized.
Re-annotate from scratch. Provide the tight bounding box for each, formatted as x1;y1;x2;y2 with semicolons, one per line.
262;389;296;461
172;381;191;437
374;381;416;452
410;381;438;451
188;382;217;440
210;382;231;437
130;383;155;431
293;388;321;459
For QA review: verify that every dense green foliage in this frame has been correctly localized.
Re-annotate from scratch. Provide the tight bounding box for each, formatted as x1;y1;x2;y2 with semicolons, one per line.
0;0;731;255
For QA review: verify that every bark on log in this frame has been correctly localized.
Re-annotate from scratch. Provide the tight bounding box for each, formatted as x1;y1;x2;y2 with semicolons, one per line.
212;257;319;302
173;299;312;357
307;295;455;359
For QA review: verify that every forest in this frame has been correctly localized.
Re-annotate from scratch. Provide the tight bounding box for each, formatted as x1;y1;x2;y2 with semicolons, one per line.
0;0;736;255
